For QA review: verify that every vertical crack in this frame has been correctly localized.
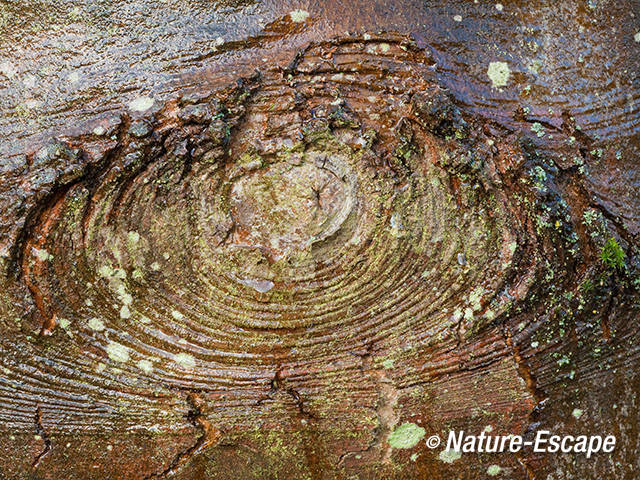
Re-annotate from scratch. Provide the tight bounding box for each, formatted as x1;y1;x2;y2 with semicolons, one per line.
337;348;399;468
144;393;221;479
32;405;52;469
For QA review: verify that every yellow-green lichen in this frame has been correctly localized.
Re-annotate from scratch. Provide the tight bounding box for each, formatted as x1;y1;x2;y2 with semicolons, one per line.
388;423;425;449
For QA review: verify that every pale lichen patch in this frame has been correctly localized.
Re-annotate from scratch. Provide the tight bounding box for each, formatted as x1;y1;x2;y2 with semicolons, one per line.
88;317;105;331
128;231;140;244
33;247;53;262
572;408;584;419
120;305;131;319
137;359;154;373
289;9;310;22
439;449;462;463
531;122;545;138
173;352;196;368
487;61;510;88
128;96;155;112
388;423;425;449
106;342;130;363
0;61;16;79
487;465;502;476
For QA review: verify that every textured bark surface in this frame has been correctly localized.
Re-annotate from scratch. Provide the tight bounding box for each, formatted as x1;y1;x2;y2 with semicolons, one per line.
1;1;640;479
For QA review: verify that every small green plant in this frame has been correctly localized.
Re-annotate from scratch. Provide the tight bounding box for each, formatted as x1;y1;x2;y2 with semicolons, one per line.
600;237;626;271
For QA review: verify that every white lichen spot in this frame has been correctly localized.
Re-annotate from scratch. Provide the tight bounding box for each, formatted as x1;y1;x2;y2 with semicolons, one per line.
173;352;196;368
635;32;640;43
484;425;494;433
95;362;106;373
150;261;161;271
531;122;545;137
410;453;418;461
531;341;539;348
120;304;131;319
106;342;130;363
137;359;154;373
128;96;155;112
468;286;484;311
495;3;504;11
23;75;37;88
58;318;71;329
572;408;584;419
171;309;184;321
388;423;426;449
68;72;80;83
289;9;310;22
379;43;390;53
487;61;510;88
33;247;53;262
0;61;17;79
382;358;394;369
93;126;106;136
439;449;462;463
453;14;463;22
88;317;105;331
128;231;140;244
487;465;502;476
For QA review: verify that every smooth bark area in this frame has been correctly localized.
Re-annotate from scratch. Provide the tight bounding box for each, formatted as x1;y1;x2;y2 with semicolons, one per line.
0;2;639;479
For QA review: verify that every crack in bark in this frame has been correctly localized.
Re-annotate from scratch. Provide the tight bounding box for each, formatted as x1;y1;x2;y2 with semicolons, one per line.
144;393;221;479
256;368;316;419
337;349;398;468
32;405;52;469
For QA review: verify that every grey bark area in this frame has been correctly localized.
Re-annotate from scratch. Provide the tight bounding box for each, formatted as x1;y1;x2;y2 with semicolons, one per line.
1;1;640;479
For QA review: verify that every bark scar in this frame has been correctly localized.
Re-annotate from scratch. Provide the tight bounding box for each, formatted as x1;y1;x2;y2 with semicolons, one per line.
144;393;221;479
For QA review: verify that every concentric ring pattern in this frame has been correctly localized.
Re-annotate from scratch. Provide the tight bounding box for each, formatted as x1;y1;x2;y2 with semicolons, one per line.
14;35;544;431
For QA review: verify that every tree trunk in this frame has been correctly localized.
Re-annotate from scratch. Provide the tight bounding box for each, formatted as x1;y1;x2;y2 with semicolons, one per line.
1;1;639;479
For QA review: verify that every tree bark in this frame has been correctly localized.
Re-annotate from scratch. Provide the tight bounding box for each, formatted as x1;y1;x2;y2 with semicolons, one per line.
1;2;639;479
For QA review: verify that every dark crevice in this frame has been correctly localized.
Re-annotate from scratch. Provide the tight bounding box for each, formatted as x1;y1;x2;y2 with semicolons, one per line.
144;393;220;479
32;405;52;469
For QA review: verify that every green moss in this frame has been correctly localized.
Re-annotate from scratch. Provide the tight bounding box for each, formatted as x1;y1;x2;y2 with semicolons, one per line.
600;237;625;270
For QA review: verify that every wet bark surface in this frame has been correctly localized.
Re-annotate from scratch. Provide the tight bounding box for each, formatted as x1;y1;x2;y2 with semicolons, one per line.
1;1;640;479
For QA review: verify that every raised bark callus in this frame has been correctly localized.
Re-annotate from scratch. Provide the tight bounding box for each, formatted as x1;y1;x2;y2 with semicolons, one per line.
0;33;638;480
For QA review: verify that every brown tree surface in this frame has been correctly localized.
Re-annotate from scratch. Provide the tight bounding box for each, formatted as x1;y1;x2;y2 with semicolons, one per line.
1;1;639;479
